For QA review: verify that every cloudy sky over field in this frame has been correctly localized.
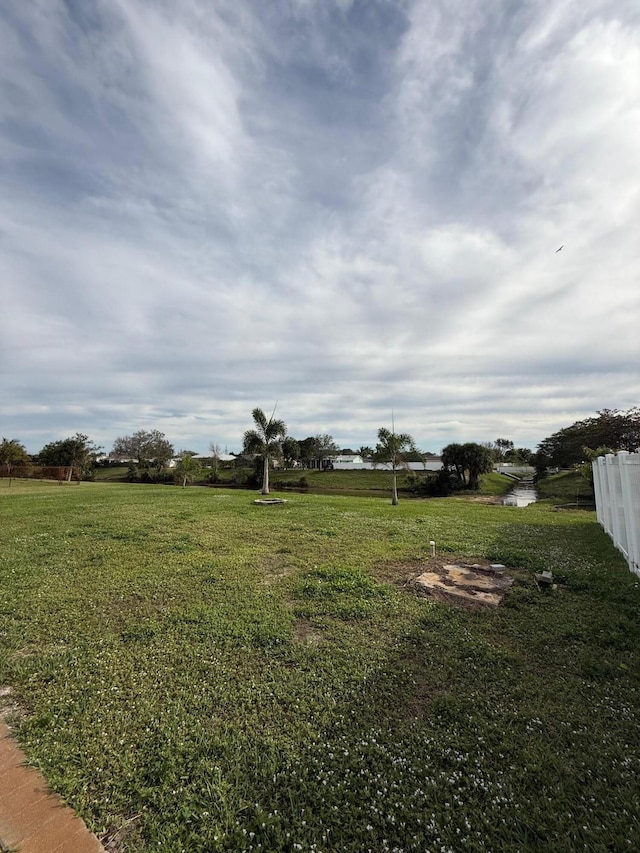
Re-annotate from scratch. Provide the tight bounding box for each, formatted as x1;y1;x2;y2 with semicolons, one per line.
1;0;639;455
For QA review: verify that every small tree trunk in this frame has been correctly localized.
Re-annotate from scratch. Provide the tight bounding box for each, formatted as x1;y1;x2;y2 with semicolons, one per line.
182;475;187;488
262;455;270;495
391;462;399;505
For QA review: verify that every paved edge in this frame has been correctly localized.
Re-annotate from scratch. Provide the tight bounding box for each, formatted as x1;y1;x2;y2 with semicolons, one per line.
0;720;106;853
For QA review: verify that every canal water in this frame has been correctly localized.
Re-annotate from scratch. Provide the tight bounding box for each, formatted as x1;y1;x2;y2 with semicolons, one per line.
502;478;538;507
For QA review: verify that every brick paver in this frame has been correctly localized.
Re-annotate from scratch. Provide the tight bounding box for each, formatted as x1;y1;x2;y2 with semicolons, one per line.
0;721;105;853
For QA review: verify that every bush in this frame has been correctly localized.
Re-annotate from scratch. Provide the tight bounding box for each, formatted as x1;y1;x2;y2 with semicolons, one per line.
408;469;458;496
271;475;309;490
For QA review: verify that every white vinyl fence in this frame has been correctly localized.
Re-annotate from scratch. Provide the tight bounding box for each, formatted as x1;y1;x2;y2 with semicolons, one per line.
592;451;640;576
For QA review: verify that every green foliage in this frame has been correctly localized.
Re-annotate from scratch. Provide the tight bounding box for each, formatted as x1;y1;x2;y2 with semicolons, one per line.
408;471;513;498
442;442;493;489
112;429;174;468
297;436;318;466
295;434;339;468
243;407;287;495
313;434;339;465
537;407;640;468
0;438;31;482
577;446;614;493
504;446;533;464
1;482;639;852
265;467;414;493
36;433;101;479
174;453;203;488
281;436;300;467
375;426;416;505
407;469;457;496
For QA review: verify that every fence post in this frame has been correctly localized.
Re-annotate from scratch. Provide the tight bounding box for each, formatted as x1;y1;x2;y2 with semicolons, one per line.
606;454;629;562
593;457;606;528
619;452;640;576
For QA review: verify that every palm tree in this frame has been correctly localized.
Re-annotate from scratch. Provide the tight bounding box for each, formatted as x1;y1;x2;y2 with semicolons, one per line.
175;452;202;488
243;407;287;495
376;425;416;505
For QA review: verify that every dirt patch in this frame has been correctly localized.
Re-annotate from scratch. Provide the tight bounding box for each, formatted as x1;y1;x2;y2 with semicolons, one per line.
412;561;513;609
9;641;69;661
375;555;514;609
402;679;443;719
292;618;324;645
258;553;296;583
100;814;143;852
372;556;434;586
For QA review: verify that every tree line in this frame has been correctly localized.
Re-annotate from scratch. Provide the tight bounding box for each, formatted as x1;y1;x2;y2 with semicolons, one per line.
3;406;637;495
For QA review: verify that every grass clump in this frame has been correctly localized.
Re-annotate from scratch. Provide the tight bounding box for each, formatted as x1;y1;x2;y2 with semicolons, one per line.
1;479;639;852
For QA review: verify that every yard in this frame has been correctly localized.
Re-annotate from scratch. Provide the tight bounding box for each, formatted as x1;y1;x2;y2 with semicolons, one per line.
0;480;639;852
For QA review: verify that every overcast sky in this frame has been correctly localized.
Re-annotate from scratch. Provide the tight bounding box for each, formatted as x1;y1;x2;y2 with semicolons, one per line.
1;0;639;455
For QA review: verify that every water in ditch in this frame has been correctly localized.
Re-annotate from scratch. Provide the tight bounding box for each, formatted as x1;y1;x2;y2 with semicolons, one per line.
502;479;538;507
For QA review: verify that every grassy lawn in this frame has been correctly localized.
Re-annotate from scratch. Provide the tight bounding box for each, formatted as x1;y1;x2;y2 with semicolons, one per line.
536;470;594;504
93;466;130;481
472;471;517;497
1;480;639;852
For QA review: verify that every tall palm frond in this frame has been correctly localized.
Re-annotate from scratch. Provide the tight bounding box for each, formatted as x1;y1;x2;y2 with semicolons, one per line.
244;407;287;494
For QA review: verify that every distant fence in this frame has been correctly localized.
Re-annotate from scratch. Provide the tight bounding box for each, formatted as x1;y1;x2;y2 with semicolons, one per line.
593;452;640;576
0;464;80;482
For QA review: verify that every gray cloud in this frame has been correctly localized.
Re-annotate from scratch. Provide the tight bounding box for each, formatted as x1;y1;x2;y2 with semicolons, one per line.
1;0;639;455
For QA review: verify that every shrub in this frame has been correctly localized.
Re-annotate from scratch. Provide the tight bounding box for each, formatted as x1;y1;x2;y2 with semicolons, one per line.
408;469;458;496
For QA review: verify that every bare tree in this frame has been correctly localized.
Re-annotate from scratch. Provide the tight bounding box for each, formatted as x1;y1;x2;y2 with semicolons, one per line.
209;442;221;481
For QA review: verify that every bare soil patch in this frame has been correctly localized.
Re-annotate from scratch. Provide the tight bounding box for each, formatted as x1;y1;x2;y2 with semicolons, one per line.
413;561;513;609
292;618;324;646
376;556;514;609
101;814;144;852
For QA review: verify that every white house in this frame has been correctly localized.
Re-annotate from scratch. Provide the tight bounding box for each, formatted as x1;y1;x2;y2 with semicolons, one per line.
310;456;443;471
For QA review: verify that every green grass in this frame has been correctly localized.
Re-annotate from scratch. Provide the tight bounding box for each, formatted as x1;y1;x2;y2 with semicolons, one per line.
93;466;130;481
536;470;594;504
472;471;516;497
1;479;639;852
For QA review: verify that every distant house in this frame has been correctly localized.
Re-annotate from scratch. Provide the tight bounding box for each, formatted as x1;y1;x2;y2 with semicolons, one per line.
307;455;443;471
307;454;364;470
331;454;364;466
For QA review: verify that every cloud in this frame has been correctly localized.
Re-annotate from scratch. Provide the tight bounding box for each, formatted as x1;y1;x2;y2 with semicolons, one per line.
1;0;638;455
